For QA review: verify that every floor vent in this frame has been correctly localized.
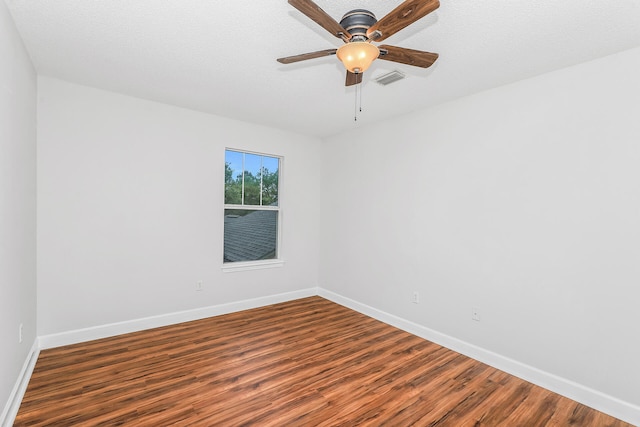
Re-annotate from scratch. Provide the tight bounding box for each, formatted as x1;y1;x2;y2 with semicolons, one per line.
374;70;406;86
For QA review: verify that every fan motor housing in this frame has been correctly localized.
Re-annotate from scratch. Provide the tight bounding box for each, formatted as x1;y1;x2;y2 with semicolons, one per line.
340;9;377;38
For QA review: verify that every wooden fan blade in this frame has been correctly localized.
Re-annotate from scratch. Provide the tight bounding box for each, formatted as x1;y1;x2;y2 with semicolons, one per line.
277;49;337;64
367;0;439;42
288;0;351;41
345;71;363;86
378;45;438;68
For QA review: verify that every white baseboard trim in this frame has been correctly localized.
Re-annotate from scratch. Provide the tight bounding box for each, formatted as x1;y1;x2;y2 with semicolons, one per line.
1;340;40;427
39;288;318;350
318;288;640;426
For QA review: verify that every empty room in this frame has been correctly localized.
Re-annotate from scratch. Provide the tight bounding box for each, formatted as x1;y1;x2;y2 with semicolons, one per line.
1;0;639;425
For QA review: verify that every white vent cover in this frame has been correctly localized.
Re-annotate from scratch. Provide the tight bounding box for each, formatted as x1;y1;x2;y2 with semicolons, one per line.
374;70;406;86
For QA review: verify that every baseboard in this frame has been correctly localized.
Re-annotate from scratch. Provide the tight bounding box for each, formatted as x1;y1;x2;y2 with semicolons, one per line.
0;340;40;427
39;288;317;350
318;288;640;426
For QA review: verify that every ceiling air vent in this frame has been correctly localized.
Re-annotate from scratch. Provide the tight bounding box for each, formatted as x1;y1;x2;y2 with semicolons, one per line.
374;70;406;86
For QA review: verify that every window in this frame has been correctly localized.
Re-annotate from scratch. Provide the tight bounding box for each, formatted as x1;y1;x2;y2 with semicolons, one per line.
224;149;280;265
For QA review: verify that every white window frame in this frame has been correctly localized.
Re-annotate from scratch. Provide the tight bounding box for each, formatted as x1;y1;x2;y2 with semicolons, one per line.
222;148;284;272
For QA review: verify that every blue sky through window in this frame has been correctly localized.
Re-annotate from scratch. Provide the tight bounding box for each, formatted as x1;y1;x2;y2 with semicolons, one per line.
225;150;278;181
225;150;243;181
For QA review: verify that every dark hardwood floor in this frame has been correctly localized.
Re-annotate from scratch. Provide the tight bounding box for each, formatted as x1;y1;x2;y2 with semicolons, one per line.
15;296;632;426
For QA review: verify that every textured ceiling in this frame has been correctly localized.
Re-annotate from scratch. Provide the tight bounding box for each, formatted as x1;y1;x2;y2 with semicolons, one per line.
5;0;640;138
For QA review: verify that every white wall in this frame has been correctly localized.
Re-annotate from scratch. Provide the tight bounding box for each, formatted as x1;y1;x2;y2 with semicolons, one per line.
0;0;37;420
37;77;322;336
320;46;640;413
16;19;640;424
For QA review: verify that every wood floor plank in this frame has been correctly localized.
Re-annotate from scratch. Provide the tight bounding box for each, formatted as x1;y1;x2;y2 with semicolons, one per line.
14;296;633;426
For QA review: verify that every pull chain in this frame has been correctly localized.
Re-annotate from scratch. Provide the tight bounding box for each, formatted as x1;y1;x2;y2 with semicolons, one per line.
354;76;364;122
359;79;363;113
354;82;358;121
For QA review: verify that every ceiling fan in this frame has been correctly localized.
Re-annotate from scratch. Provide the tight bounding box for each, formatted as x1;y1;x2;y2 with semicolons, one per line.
277;0;440;86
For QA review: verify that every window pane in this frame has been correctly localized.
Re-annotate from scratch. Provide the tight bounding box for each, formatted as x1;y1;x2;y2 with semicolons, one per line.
225;150;243;205
224;209;278;262
261;155;279;206
225;150;280;207
243;153;262;206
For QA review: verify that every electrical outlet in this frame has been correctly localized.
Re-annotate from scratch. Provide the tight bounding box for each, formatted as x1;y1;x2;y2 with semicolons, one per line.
196;281;203;291
472;307;480;321
19;323;23;343
412;292;419;304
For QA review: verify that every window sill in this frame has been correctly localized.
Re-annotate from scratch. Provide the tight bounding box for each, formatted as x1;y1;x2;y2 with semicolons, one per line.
222;259;285;273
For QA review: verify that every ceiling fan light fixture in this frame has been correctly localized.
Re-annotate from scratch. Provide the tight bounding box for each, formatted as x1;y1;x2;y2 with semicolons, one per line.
336;42;380;74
